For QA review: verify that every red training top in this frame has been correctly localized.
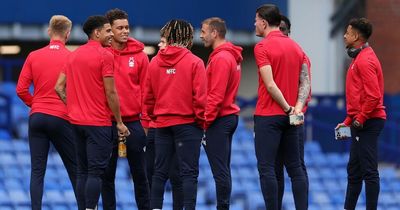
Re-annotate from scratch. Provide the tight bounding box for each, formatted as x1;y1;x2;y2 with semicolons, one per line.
63;40;114;126
205;42;242;129
254;31;305;116
144;46;206;128
108;38;149;123
16;40;70;120
343;45;386;125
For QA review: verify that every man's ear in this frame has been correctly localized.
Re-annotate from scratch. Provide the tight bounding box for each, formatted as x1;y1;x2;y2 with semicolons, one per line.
94;28;100;38
212;29;218;38
263;19;268;29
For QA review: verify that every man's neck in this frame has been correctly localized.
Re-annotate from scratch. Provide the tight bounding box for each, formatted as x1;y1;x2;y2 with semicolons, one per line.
263;26;280;38
112;40;126;50
50;35;66;44
212;39;226;50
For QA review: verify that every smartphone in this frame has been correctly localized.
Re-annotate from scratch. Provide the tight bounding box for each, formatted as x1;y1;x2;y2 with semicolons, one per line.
335;126;351;140
289;114;304;125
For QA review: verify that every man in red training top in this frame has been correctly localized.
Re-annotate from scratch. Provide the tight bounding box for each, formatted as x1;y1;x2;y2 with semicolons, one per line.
336;18;386;210
253;4;310;210
144;19;206;210
144;34;184;210
101;8;150;210
16;15;78;210
55;15;129;210
200;17;242;210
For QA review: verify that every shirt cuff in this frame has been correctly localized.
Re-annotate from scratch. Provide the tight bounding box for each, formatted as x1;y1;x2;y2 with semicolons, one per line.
355;113;368;125
343;116;353;126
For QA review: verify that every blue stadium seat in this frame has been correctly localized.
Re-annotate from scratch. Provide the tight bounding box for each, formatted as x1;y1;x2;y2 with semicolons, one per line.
12;205;31;210
309;179;324;192
15;152;30;166
62;190;76;204
246;191;264;210
307;167;320;180
4;178;23;190
311;191;331;205
0;153;16;166
0;141;13;153
0;129;11;140
326;153;346;167
0;189;10;205
116;189;135;205
304;141;322;153
12;141;30;153
45;189;65;204
379;192;396;206
50;204;69;210
0;205;13;210
9;190;30;204
323;179;342;192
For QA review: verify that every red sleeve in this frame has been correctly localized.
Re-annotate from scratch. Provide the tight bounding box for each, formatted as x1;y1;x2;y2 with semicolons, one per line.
355;59;381;124
16;54;34;107
139;53;151;128
205;56;230;129
143;64;155;121
343;116;352;126
102;51;114;77
254;42;271;68
192;60;207;128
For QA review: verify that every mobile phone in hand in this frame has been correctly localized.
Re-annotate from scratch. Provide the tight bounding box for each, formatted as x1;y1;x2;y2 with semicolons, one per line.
335;126;351;140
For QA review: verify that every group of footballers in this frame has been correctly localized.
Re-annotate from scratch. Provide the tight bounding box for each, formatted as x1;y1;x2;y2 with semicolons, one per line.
16;3;386;210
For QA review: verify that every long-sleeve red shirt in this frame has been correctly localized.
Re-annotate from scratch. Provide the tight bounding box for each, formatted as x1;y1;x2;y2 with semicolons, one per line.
343;46;386;126
144;46;207;128
254;31;305;116
205;42;242;129
16;40;70;120
108;38;149;123
63;40;114;126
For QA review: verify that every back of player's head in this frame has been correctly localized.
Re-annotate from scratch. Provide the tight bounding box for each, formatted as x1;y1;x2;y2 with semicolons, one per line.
82;15;109;38
202;17;227;38
160;19;194;49
348;18;372;41
49;15;72;37
256;4;281;27
105;8;129;25
280;15;291;34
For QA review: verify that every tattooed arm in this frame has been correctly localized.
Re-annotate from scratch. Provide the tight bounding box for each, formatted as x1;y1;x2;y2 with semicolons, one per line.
294;63;310;114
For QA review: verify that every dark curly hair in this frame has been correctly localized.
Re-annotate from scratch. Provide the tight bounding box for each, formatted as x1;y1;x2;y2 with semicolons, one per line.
160;19;194;49
82;15;109;38
105;8;129;25
348;18;373;40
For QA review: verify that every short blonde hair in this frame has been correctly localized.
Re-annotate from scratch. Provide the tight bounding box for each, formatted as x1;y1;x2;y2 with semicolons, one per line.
49;15;72;36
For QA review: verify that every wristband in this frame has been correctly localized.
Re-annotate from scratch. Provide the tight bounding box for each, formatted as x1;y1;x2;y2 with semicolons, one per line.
285;106;293;115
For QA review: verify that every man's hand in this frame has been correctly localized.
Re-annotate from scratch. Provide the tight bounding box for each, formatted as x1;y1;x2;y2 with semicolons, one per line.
352;120;363;129
289;113;304;126
335;123;346;130
116;122;130;137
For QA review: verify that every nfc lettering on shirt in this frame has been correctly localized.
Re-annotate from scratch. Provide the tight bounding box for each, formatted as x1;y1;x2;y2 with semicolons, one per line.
166;68;176;74
49;45;60;50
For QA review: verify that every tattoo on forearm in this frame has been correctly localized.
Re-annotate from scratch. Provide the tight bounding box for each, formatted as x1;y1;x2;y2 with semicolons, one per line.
297;64;310;105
